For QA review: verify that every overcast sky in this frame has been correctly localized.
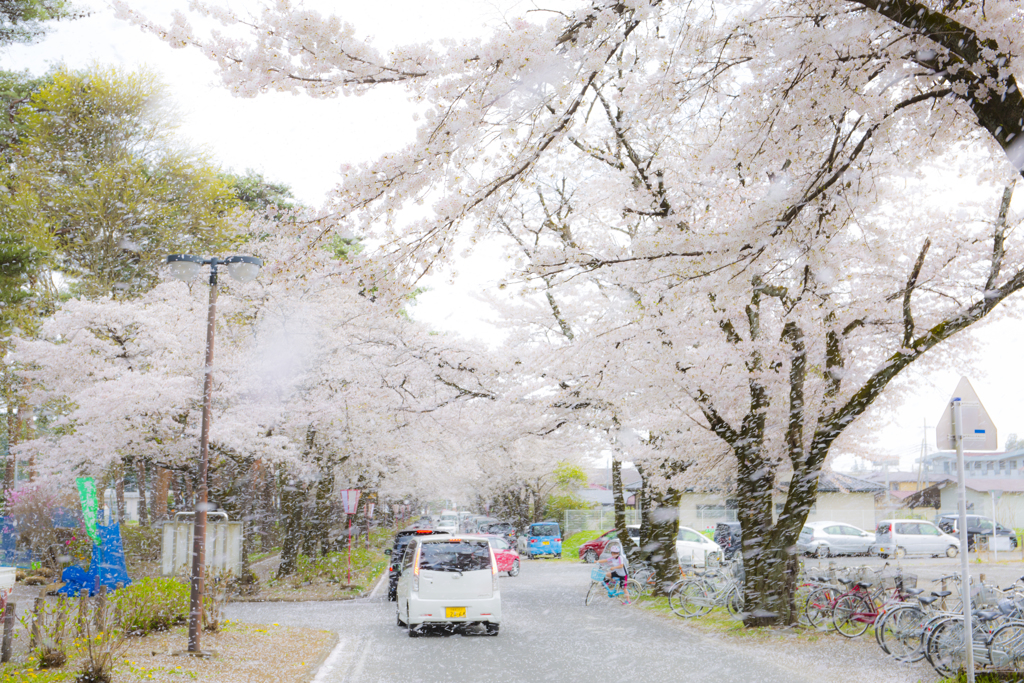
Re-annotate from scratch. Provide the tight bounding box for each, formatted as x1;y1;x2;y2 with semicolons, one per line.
8;0;1024;471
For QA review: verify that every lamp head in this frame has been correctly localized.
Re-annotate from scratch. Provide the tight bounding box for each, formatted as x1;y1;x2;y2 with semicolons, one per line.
165;254;203;282
225;255;263;283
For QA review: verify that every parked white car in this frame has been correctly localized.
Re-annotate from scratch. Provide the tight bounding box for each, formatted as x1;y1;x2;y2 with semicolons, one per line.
798;521;875;557
395;535;501;636
676;526;722;567
874;519;960;559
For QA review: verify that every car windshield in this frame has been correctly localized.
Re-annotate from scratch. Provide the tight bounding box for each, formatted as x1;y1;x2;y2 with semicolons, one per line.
531;524;559;537
490;523;513;532
677;529;703;543
419;540;492;572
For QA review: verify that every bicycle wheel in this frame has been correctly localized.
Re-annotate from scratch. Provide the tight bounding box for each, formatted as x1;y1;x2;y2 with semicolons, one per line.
585;581;604;606
879;605;926;661
926;617;967;677
793;583;815;628
725;585;743;617
670;580;710;618
833;593;873;638
702;569;730;596
988;621;1024;671
622;579;642;604
804;586;837;631
920;613;954;668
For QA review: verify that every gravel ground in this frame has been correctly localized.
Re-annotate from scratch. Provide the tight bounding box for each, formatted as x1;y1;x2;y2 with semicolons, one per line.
667;618;940;683
638;602;942;683
114;622;337;683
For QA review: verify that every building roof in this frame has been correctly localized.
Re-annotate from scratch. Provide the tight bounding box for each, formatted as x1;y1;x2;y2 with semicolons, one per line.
902;477;1024;508
926;449;1024;461
777;471;886;494
817;472;887;494
859;471;951;483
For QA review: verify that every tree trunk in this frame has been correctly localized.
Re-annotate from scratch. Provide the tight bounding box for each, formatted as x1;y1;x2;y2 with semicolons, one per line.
649;488;682;596
115;465;126;524
3;405;15;497
734;442;809;626
153;466;171;521
279;428;316;577
636;463;681;596
311;460;335;556
611;459;636;556
276;474;305;578
136;457;149;526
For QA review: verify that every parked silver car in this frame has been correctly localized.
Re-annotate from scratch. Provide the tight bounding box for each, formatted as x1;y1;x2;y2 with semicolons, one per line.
797;521;875;557
874;519;960;558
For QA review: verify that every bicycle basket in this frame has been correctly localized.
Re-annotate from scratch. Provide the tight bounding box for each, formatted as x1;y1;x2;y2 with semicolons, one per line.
896;573;918;592
591;568;608;581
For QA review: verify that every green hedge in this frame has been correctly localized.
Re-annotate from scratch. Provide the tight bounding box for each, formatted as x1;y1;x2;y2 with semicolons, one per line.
561;530;604;560
116;577;190;635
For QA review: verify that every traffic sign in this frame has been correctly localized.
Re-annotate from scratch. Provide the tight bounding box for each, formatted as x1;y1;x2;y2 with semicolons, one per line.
935;376;998;451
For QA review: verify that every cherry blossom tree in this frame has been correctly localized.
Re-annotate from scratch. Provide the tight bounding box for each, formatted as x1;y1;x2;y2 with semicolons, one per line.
11;210;571;572
115;0;1024;623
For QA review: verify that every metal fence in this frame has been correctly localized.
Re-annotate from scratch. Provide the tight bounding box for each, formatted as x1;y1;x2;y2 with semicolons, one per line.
566;506;939;539
563;509;641;539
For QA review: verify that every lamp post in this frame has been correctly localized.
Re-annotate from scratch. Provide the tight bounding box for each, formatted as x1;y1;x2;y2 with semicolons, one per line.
165;254;262;654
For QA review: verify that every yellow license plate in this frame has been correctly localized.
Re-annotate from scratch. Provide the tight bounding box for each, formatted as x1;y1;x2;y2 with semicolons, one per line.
542;541;550;545
445;607;466;618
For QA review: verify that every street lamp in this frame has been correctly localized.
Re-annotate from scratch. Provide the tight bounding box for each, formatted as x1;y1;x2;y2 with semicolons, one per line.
166;254;262;654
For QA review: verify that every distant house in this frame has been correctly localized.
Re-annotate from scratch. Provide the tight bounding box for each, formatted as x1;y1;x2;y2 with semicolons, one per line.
902;478;1024;527
677;472;885;532
859;469;953;493
581;467;641;508
921;449;1024;479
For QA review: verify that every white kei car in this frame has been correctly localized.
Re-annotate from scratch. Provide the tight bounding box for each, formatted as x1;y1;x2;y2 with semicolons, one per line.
395;535;501;636
676;526;723;567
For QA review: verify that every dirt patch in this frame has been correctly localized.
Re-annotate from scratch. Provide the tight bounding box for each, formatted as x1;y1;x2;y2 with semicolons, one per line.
117;622;336;683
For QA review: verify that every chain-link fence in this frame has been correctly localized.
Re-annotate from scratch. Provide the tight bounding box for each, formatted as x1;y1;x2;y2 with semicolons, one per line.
563;509;641;539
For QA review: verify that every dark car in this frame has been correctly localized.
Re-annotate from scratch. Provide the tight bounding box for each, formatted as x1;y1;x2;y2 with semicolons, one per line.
385;528;447;601
936;514;1018;551
714;522;742;559
479;521;516;547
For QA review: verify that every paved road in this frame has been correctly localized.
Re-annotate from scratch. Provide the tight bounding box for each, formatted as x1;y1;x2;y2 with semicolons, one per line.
225;561;906;683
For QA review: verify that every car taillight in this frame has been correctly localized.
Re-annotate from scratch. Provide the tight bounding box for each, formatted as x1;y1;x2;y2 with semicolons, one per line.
412;546;421;592
555;538;561;542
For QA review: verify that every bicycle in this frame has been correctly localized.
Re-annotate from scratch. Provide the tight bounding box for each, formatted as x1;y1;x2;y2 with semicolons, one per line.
585;567;642;606
668;560;743;618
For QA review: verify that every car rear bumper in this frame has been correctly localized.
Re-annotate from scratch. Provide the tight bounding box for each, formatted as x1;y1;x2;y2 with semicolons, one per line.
407;594;502;625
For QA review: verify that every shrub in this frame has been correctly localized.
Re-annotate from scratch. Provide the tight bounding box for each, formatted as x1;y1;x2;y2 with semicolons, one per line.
115;577;190;635
119;525;161;565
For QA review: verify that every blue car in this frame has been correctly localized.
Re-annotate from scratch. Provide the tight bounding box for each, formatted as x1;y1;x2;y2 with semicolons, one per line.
527;522;562;558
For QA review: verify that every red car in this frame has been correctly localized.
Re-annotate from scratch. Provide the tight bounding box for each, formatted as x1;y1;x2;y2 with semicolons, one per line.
473;534;521;576
578;526;640;563
578;530;617;563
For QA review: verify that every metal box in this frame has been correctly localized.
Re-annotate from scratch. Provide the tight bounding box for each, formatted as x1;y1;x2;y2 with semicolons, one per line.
161;512;242;577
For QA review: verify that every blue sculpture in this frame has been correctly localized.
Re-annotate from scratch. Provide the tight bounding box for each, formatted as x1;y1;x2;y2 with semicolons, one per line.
58;522;132;596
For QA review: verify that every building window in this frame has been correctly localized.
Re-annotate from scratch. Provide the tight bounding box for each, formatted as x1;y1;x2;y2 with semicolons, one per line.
1000;460;1006;472
988;461;994;472
1012;460;1018;470
944;462;951;473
